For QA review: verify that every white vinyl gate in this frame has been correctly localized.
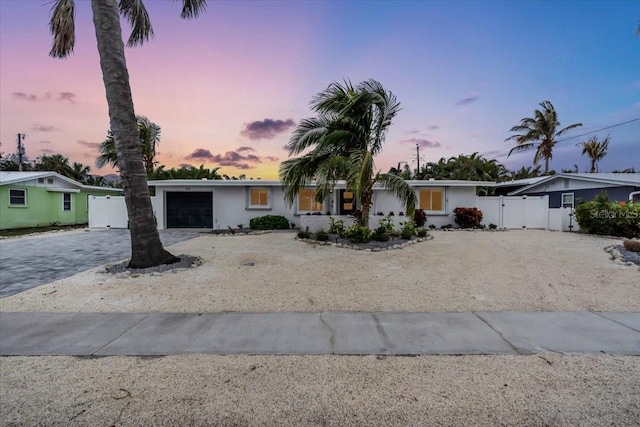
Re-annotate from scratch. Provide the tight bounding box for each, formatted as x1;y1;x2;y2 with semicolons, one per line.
476;195;549;229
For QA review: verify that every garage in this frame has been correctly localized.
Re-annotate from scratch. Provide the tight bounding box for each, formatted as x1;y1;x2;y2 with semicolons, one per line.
166;191;213;228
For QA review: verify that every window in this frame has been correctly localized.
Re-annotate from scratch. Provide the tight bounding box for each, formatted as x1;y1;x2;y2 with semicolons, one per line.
248;188;271;209
561;193;574;209
63;193;72;211
9;189;26;206
47;178;54;184
298;189;323;212
419;188;444;212
38;178;44;184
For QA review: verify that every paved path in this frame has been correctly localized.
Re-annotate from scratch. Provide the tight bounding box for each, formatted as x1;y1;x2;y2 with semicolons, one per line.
0;229;205;298
1;311;638;356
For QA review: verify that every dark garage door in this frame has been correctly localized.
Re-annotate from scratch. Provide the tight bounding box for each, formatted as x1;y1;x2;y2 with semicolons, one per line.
166;192;213;228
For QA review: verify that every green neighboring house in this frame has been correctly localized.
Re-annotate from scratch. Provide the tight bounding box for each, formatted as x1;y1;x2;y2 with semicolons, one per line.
0;171;122;230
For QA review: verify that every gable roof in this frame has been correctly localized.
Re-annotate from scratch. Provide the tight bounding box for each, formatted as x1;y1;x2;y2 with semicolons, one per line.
0;171;121;193
507;173;640;195
494;176;547;188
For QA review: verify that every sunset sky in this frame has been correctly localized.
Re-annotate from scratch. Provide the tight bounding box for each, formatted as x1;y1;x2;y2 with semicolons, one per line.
1;1;638;179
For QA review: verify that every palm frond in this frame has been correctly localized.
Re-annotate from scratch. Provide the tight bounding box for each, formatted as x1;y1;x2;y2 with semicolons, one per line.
49;0;75;58
119;0;154;47
287;116;330;155
555;122;582;137
177;0;207;19
375;173;417;218
507;143;535;156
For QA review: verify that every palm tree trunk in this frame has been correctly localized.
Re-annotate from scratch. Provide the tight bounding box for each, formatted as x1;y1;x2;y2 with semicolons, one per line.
360;190;372;228
91;0;176;268
590;159;596;173
544;157;550;176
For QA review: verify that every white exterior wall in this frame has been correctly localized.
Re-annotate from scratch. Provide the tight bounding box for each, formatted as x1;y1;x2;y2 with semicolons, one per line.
211;186;297;230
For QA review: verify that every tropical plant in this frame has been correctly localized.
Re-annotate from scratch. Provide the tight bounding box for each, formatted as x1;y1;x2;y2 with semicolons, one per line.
510;165;542;180
577;135;610;173
453;207;484;229
343;224;372;243
35;154;72;176
280;79;416;228
69;162;91;183
150;164;222;180
413;209;427;227
506;100;582;175
328;217;346;236
96;115;161;176
48;0;207;267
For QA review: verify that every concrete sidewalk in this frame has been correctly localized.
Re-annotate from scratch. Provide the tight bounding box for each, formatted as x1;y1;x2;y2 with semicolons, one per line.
1;311;639;356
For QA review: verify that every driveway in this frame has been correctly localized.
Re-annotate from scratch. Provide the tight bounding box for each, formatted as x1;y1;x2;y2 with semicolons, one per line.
0;229;205;298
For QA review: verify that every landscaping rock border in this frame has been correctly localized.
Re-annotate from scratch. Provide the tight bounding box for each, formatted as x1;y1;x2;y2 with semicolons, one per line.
297;234;433;251
604;244;640;268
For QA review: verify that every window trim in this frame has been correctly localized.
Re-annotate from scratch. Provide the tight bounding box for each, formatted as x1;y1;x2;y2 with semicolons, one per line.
296;188;324;214
418;187;446;214
247;187;272;210
9;188;27;207
561;192;574;209
63;192;72;211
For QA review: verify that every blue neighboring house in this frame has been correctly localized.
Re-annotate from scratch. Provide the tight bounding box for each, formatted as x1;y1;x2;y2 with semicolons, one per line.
494;173;640;209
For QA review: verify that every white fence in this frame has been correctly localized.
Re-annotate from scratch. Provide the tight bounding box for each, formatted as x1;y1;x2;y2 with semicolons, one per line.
88;195;161;229
476;195;549;229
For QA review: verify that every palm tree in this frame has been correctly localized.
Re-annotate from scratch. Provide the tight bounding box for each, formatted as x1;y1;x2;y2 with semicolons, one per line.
280;79;416;227
96;115;161;176
511;165;542;180
577;135;610;173
70;162;91;183
36;154;72;176
506;100;582;175
49;0;206;268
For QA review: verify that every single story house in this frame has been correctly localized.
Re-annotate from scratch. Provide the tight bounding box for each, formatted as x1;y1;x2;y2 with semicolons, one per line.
0;171;122;230
494;173;640;208
88;179;495;231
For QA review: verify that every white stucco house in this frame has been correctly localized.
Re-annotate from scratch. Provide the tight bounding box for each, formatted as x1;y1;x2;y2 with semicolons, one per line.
89;179;495;231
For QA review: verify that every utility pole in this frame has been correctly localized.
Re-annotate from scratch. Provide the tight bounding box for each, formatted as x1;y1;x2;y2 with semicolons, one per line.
416;143;420;177
16;133;26;172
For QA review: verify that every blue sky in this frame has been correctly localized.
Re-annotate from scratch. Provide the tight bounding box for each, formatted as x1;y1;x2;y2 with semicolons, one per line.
0;0;638;178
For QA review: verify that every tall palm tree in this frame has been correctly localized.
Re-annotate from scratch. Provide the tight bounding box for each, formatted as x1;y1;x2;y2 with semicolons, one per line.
577;135;610;173
506;100;582;175
49;0;206;268
96;115;161;176
280;79;416;227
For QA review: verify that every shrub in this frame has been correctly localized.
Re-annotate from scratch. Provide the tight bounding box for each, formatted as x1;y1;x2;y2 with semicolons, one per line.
453;207;483;229
574;192;640;238
297;226;311;239
328;217;346;236
378;215;395;232
343;224;372;243
399;221;417;239
371;226;390;241
414;209;427;227
440;224;453;230
623;240;640;252
250;215;290;230
315;229;329;241
488;223;498;230
417;228;428;238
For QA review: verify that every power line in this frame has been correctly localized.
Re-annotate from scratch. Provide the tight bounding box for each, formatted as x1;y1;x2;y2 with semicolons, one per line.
485;116;640;160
